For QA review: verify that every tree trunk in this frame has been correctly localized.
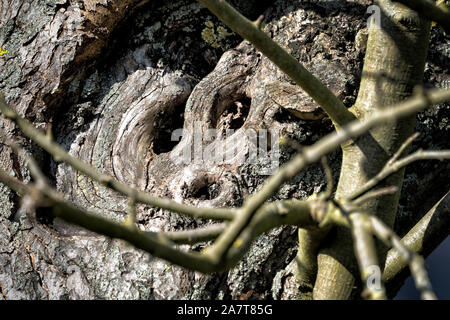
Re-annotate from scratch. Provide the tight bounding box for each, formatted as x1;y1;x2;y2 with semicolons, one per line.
0;0;448;299
314;1;432;299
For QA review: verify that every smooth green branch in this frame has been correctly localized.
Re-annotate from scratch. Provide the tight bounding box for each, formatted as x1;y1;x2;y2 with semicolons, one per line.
196;0;356;127
384;190;450;284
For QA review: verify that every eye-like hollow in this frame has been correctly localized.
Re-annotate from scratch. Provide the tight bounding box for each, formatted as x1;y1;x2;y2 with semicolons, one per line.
111;80;192;186
152;102;186;155
214;95;251;136
184;175;222;201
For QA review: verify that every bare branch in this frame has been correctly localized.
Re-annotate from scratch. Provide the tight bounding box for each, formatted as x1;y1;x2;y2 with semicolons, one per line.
387;132;420;167
0;167;27;196
348;147;450;201
0;166;318;272
162;223;226;244
221;200;316;270
1;87;450;274
351;186;399;208
252;14;264;30
7;141;50;190
370;215;437;300
0;168;220;272
124;158;142;229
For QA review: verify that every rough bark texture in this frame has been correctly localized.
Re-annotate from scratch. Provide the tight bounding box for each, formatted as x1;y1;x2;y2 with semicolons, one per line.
0;0;448;299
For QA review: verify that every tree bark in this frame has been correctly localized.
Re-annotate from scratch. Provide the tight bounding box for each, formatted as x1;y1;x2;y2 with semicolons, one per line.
0;0;448;300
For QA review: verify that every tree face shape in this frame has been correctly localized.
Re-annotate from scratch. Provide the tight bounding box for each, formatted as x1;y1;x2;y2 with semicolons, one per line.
43;2;362;299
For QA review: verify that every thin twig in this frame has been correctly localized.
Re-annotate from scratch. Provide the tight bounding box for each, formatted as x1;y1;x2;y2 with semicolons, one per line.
1;88;450;272
279;136;303;152
124;157;143;228
0;167;27;196
387;132;420;167
0;168;219;271
0;166;317;272
348;149;450;201
370;215;437;300
162;223;227;244
7;141;49;190
351;186;398;208
221;200;316;270
252;15;264;30
125;194;137;228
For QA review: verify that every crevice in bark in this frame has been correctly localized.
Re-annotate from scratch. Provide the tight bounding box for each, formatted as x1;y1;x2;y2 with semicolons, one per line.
215;96;251;135
187;177;222;201
35;207;54;227
274;107;298;124
153;102;187;155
